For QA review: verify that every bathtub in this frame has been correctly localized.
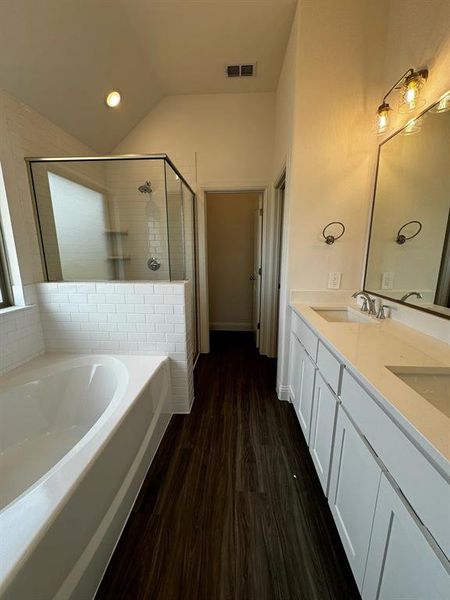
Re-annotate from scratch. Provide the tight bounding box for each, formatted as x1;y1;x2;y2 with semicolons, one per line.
0;353;172;600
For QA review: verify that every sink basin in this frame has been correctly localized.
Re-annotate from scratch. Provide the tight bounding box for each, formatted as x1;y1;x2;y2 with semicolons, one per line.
387;366;450;418
312;307;373;323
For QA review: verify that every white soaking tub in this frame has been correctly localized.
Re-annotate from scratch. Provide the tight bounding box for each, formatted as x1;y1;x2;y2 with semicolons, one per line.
0;354;172;600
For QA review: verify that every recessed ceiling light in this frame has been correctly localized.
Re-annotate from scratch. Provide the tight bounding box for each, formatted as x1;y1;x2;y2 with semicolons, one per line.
106;91;121;108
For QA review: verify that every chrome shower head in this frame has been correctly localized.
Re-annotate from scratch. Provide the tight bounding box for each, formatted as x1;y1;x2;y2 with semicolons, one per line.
138;181;152;194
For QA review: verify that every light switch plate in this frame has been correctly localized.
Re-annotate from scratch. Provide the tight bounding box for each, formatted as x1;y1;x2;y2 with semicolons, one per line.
381;272;394;290
328;272;342;289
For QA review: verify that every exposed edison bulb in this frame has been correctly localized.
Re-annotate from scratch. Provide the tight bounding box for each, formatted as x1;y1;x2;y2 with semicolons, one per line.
105;91;121;108
376;102;391;134
400;70;427;113
378;113;388;130
404;80;419;107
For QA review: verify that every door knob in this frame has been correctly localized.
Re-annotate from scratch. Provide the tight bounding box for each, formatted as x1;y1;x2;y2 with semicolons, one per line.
249;275;256;281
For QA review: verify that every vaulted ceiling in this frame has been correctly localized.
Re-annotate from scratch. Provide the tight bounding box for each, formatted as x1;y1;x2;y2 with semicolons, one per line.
0;0;296;152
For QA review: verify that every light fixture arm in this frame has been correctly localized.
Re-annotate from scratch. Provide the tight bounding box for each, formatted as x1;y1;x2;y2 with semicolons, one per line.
382;68;414;104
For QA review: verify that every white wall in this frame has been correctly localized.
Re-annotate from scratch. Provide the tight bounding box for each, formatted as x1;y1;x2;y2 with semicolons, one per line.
0;89;96;288
0;90;97;377
114;93;275;189
275;0;388;395
275;0;450;396
0;290;44;375
114;92;276;352
381;0;450;137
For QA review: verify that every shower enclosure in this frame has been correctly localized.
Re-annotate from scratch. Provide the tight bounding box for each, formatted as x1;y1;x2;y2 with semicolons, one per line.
27;154;198;356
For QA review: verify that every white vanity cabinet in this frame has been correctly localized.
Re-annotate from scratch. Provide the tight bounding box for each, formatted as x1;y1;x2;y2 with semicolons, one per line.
288;332;316;443
341;368;450;558
362;474;450;600
309;371;338;494
287;305;450;598
328;407;382;590
288;333;303;406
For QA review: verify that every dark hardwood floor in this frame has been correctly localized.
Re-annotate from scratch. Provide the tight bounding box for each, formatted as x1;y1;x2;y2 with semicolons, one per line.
96;332;360;600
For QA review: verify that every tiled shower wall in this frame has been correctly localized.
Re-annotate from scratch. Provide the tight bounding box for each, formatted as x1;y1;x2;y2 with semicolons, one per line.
105;160;170;281
35;280;194;412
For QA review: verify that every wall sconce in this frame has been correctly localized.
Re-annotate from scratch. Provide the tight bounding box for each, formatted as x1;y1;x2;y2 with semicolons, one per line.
396;220;422;244
322;221;345;245
376;102;392;135
376;67;428;135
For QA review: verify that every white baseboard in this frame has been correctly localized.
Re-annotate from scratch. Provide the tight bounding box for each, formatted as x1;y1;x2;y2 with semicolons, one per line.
277;383;290;402
209;322;253;331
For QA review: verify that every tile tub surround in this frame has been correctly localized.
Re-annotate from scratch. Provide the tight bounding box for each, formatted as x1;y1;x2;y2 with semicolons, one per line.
290;302;450;471
36;281;193;413
0;284;45;375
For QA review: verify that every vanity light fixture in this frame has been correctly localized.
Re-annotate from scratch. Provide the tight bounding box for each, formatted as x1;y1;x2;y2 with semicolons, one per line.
105;91;121;108
376;67;428;135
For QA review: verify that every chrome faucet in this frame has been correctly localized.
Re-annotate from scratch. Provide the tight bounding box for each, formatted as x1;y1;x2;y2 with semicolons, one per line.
400;291;423;303
352;291;377;315
376;304;389;319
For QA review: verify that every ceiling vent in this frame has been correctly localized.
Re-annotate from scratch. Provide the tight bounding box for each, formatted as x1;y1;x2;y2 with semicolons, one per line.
225;63;257;78
226;65;240;78
240;64;255;77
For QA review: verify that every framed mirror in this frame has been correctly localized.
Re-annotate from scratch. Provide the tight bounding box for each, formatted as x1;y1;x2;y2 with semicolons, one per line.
364;96;450;319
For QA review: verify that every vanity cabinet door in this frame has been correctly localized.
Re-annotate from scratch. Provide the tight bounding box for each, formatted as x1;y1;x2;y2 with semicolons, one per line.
328;407;382;590
294;347;316;444
288;333;303;405
309;372;338;495
362;474;450;600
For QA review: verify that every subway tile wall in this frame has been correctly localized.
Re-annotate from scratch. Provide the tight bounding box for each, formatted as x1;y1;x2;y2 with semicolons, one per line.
0;89;97;285
105;160;170;281
0;284;45;375
35;280;194;412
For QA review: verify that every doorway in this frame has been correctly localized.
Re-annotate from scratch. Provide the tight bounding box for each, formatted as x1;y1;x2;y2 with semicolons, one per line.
273;172;286;353
206;191;262;344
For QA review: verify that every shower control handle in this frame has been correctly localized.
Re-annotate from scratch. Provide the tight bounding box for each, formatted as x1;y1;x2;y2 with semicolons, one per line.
147;257;161;271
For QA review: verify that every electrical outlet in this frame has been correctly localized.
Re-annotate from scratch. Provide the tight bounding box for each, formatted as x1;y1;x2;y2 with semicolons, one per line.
328;272;342;289
381;272;394;290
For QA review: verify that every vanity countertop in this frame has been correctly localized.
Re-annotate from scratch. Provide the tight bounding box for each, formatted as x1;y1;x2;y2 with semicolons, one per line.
290;302;450;472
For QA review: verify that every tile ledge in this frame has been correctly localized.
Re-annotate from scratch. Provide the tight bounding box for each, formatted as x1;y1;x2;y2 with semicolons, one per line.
0;304;37;317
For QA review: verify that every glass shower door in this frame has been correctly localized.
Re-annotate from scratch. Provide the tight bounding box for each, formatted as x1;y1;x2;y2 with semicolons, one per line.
181;182;198;361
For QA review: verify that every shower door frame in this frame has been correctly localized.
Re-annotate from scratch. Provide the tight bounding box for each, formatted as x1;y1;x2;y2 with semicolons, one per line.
25;153;199;360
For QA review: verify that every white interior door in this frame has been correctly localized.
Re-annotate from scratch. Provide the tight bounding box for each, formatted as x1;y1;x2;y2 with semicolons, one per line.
252;195;263;346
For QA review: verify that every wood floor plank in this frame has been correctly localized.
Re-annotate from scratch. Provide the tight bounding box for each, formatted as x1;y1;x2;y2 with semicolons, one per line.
96;331;360;600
